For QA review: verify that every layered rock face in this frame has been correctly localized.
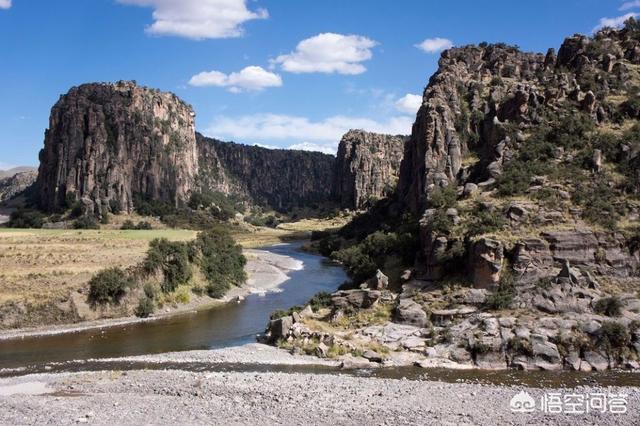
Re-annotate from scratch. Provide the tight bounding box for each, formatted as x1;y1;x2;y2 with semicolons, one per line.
36;81;198;214
196;134;335;210
333;130;407;209
398;43;549;213
398;25;640;284
0;170;37;203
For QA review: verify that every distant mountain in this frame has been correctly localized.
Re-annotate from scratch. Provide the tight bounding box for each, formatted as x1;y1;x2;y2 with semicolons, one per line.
0;166;37;179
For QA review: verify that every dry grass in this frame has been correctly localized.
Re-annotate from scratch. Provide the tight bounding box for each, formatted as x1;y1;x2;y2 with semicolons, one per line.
0;215;344;308
0;228;196;306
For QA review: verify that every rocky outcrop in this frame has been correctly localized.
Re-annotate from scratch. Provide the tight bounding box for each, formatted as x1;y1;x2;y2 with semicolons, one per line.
36;81;198;214
333;130;407;209
0;170;37;203
196;134;335;211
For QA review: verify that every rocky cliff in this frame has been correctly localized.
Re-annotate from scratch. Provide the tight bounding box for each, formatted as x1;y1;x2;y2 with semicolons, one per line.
333;130;407;209
292;22;640;372
196;134;335;210
396;23;640;286
36;81;199;214
0;170;37;203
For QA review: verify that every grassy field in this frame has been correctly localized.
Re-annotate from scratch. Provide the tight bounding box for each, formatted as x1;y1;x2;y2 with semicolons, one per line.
0;215;349;324
0;228;197;307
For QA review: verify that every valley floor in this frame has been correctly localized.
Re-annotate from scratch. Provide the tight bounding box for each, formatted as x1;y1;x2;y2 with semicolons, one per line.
0;365;638;425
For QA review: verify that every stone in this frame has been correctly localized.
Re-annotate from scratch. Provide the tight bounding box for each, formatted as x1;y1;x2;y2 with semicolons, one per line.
471;238;504;290
267;316;293;341
340;355;374;369
316;342;329;358
331;290;381;310
463;183;478;197
0;170;37;203
394;299;428;327
332;130;407;209
362;350;383;363
402;336;426;350
584;351;609;371
367;270;389;290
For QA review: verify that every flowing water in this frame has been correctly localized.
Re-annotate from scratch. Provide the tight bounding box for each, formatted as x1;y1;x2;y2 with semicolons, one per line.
1;242;638;388
0;242;347;370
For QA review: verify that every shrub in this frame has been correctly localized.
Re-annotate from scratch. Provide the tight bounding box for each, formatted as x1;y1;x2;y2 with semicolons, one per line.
69;202;84;219
135;296;154;318
308;292;332;311
594;296;623;317
7;209;45;228
122;220;152;230
88;267;132;305
597;321;631;352
508;337;533;356
188;190;239;220
73;216;100;229
485;270;515;310
144;239;192;293
143;282;157;300
121;220;136;230
429;185;458;209
192;229;247;298
467;205;506;237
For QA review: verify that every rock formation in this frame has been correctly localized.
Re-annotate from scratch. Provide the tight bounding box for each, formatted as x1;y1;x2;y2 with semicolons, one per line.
196;134;335;210
34;80;409;214
36;81;198;215
0;170;37;203
333;130;407;209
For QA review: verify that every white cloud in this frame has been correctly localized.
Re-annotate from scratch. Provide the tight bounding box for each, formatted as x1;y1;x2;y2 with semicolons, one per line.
271;33;377;75
205;113;412;153
288;142;338;155
189;66;282;92
0;0;11;10
415;37;453;54
620;1;640;11
395;93;422;115
117;0;268;40
593;12;639;32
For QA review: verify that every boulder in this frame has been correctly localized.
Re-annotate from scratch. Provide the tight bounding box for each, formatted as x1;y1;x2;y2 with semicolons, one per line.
394;299;428;327
331;290;381;310
367;270;389;290
471;238;504;290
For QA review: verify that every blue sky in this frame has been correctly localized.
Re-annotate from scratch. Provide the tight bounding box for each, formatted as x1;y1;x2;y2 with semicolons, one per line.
0;0;635;167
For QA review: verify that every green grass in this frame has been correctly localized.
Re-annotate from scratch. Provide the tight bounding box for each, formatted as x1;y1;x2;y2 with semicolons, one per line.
0;227;197;241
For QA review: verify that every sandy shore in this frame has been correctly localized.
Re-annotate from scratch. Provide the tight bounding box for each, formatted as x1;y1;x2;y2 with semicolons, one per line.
0;247;300;341
0;367;637;425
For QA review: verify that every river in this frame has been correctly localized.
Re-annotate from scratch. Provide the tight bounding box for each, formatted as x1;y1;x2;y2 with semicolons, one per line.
0;242;348;370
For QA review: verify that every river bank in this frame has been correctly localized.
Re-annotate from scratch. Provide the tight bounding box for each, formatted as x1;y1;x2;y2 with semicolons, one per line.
0;246;302;342
0;366;638;425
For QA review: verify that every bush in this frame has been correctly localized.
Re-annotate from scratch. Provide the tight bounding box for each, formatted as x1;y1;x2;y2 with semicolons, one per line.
308;292;332;311
121;220;152;230
594;296;623;317
467;204;506;237
485;270;515;310
135;296;154;318
597;321;631;352
88;267;132;305
429;185;458;209
69;202;85;219
73;216;100;229
7;209;45;228
188;190;240;221
144;239;193;293
143;282;157;300
508;337;533;356
192;229;247;298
